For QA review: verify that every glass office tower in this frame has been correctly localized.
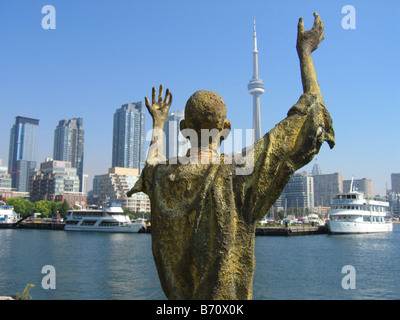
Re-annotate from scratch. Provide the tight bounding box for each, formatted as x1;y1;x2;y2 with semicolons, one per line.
53;118;85;192
112;102;145;172
8;116;39;192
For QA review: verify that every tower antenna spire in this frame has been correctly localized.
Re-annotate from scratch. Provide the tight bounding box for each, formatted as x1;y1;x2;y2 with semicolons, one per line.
248;16;265;143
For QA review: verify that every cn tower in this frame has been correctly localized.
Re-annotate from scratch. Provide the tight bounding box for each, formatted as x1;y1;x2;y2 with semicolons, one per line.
247;17;265;143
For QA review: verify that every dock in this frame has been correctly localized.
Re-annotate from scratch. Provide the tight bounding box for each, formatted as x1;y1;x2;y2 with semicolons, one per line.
1;219;328;236
18;221;65;230
134;224;328;236
255;225;328;236
0;221;65;230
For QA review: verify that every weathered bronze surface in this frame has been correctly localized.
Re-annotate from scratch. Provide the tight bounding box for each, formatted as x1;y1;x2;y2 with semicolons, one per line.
127;12;334;300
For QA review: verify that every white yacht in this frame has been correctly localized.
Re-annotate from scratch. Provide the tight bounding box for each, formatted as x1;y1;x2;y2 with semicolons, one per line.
65;202;144;233
327;185;393;234
0;204;20;224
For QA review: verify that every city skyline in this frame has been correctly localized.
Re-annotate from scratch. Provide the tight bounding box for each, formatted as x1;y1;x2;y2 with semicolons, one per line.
0;1;399;195
2;111;397;196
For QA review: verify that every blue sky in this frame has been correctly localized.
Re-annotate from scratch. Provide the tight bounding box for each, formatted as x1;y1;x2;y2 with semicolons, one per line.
0;0;399;194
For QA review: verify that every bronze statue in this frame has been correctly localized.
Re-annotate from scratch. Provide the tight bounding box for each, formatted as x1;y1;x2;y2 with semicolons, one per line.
127;12;334;299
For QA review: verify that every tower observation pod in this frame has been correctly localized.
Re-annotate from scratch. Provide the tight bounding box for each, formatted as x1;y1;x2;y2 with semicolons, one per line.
247;17;265;143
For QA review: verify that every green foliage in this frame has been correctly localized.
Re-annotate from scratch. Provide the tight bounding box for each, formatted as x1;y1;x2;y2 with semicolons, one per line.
34;200;53;217
57;200;71;216
25;201;36;215
51;202;57;216
132;212;150;220
5;197;35;215
122;208;150;220
5;197;71;217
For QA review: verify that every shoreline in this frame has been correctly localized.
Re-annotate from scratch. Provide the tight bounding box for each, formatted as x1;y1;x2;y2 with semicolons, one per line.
1;220;398;234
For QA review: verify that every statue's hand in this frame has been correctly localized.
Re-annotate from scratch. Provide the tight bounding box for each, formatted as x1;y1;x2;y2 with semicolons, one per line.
297;12;324;54
145;85;173;126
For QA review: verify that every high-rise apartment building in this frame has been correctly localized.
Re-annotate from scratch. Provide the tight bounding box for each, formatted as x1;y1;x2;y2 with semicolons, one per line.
112;102;145;172
0;159;12;190
282;172;314;211
92;175;100;196
391;173;400;194
343;178;373;196
8;116;39;192
0;159;29;200
313;172;343;207
53;118;85;192
388;193;399;217
29;158;82;204
164;110;189;160
97;167;150;213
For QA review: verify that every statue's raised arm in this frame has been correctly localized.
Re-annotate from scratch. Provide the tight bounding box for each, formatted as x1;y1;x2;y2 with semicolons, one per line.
126;85;172;197
144;84;173;164
297;12;325;101
238;12;335;223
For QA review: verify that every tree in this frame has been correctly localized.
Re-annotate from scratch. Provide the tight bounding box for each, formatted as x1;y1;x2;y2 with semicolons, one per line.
5;197;32;215
57;200;70;217
51;202;57;216
5;197;72;217
34;200;53;217
25;201;36;215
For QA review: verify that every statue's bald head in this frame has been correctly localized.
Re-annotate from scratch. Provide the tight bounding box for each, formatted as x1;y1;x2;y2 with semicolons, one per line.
180;91;231;136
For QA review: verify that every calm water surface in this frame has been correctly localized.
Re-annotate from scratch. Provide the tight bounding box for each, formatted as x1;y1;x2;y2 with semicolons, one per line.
0;224;399;300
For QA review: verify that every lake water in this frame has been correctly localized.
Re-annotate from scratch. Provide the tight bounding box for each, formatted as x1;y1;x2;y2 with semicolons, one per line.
0;224;399;300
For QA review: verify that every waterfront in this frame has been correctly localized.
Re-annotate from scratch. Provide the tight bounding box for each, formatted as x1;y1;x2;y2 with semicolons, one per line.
0;224;399;300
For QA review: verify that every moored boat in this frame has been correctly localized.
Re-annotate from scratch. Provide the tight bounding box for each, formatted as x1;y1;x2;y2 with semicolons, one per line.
0;204;20;224
65;202;144;233
327;185;393;234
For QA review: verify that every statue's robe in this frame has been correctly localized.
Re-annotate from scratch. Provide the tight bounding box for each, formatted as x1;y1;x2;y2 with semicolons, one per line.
130;92;334;299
